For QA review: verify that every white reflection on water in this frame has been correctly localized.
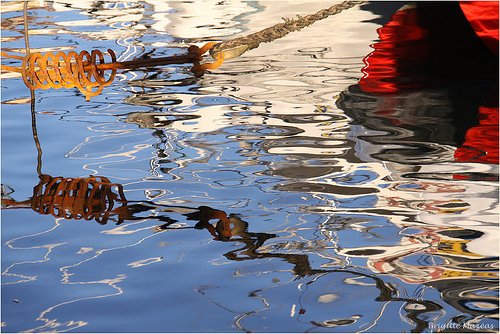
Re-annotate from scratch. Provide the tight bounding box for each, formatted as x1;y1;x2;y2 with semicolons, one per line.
1;1;498;333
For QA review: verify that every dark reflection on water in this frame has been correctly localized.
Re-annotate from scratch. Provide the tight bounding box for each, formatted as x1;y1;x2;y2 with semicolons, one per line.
1;1;498;333
402;172;499;183
340;1;498;165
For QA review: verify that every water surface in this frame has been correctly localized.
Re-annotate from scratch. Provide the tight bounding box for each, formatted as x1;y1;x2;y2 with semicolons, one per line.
1;1;498;333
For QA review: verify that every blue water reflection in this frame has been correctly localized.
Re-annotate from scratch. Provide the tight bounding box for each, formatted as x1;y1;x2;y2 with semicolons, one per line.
2;1;498;333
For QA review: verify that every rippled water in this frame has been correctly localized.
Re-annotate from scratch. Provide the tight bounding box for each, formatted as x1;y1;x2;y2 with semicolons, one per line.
1;1;498;333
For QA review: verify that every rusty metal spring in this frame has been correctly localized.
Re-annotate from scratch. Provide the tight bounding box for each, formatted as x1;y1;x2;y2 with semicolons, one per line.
30;174;126;224
1;43;221;99
20;49;117;100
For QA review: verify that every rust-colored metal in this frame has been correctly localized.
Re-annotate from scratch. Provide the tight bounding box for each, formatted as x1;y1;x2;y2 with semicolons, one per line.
2;174;130;224
26;49;117;100
1;42;224;100
187;205;232;241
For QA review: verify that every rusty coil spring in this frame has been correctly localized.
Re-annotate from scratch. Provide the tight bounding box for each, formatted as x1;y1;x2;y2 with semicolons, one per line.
31;174;126;224
20;49;117;100
2;43;222;99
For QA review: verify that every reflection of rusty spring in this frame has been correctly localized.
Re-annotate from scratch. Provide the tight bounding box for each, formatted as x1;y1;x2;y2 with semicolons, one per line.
30;174;127;224
1;42;224;100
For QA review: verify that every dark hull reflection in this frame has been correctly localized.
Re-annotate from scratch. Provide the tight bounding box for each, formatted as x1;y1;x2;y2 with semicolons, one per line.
337;2;498;166
337;84;498;165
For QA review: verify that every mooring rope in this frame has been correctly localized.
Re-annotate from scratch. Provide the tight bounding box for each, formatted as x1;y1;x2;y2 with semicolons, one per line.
210;0;366;60
1;1;365;99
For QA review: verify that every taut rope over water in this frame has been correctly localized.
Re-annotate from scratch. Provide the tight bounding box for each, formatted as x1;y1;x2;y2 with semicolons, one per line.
210;0;366;60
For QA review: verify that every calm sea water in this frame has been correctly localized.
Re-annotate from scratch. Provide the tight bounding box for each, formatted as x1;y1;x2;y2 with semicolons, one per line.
1;1;498;333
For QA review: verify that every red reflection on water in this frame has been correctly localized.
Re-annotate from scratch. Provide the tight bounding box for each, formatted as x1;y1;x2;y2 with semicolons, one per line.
459;1;499;55
359;5;429;95
455;104;499;164
357;2;499;164
359;2;498;95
